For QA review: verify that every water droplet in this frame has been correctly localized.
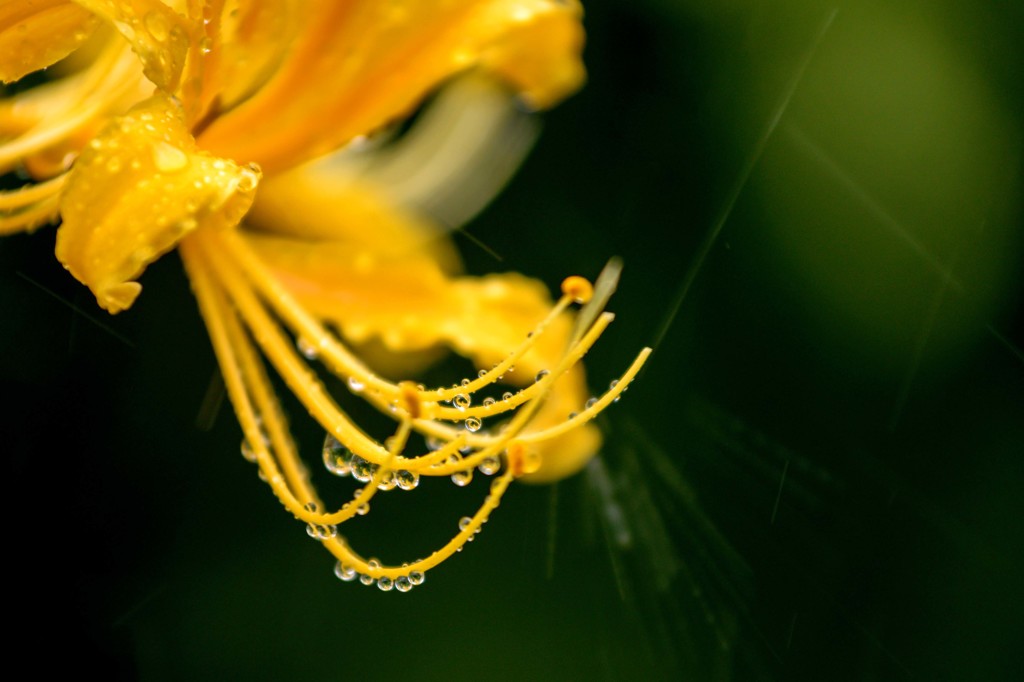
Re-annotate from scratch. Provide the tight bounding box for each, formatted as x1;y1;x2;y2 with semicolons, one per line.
144;11;169;41
237;164;260;191
482;397;496;407
425;435;443;451
478;456;501;475
350;455;376;483
477;368;488;378
464;416;482;432
358;573;374;586
502;391;514;402
461;378;471;387
609;379;622;403
377;577;394;591
322;435;352;476
152;141;187;172
240;438;257;462
395;575;413;592
396;469;420;490
453;393;470;410
347;376;365;393
296;336;318;359
535;369;550;382
451;468;473;487
356;502;370;516
334;562;357;582
585;397;598;410
303;502;318;513
305;523;337;540
376;470;396;491
409;571;425;586
459;516;472;531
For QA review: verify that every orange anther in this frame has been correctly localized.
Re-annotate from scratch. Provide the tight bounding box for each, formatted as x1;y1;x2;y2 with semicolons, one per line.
398;381;422;419
561;275;593;304
506;440;540;477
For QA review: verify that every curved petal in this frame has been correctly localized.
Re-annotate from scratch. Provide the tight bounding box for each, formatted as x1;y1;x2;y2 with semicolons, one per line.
0;0;99;83
73;0;198;93
199;0;585;174
247;163;462;274
56;92;260;313
245;232;601;481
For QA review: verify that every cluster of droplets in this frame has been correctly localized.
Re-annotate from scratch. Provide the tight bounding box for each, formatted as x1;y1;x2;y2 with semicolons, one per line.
229;269;647;591
333;560;426;593
303;502;337;540
322;434;420;490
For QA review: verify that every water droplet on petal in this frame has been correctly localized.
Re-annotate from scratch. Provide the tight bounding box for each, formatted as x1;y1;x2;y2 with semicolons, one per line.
347;376;365;393
377;576;394;591
409;571;425;586
535;369;550;382
395;575;413;592
464;416;482;432
144;11;169;41
152;141;187;172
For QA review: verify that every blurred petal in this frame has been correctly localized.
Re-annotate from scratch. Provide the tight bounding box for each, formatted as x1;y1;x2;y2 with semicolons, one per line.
0;0;99;83
56;92;260;313
199;0;585;173
248;164;462;274
0;36;149;178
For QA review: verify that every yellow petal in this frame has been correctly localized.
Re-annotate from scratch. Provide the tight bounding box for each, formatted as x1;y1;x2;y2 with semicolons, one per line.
248;164;462;274
73;0;195;92
201;0;298;114
246;232;601;481
0;0;99;83
56;92;260;313
199;0;585;174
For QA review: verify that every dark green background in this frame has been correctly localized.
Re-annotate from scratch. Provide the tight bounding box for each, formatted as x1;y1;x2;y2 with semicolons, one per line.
2;1;1022;679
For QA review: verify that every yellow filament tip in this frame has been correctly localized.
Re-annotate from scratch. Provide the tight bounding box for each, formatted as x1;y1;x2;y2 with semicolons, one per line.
561;275;593;304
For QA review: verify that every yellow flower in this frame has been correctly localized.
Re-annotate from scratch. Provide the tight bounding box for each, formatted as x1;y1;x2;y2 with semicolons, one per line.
1;0;649;587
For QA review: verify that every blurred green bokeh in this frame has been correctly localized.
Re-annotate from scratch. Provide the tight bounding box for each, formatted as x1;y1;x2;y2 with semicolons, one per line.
2;1;1022;680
